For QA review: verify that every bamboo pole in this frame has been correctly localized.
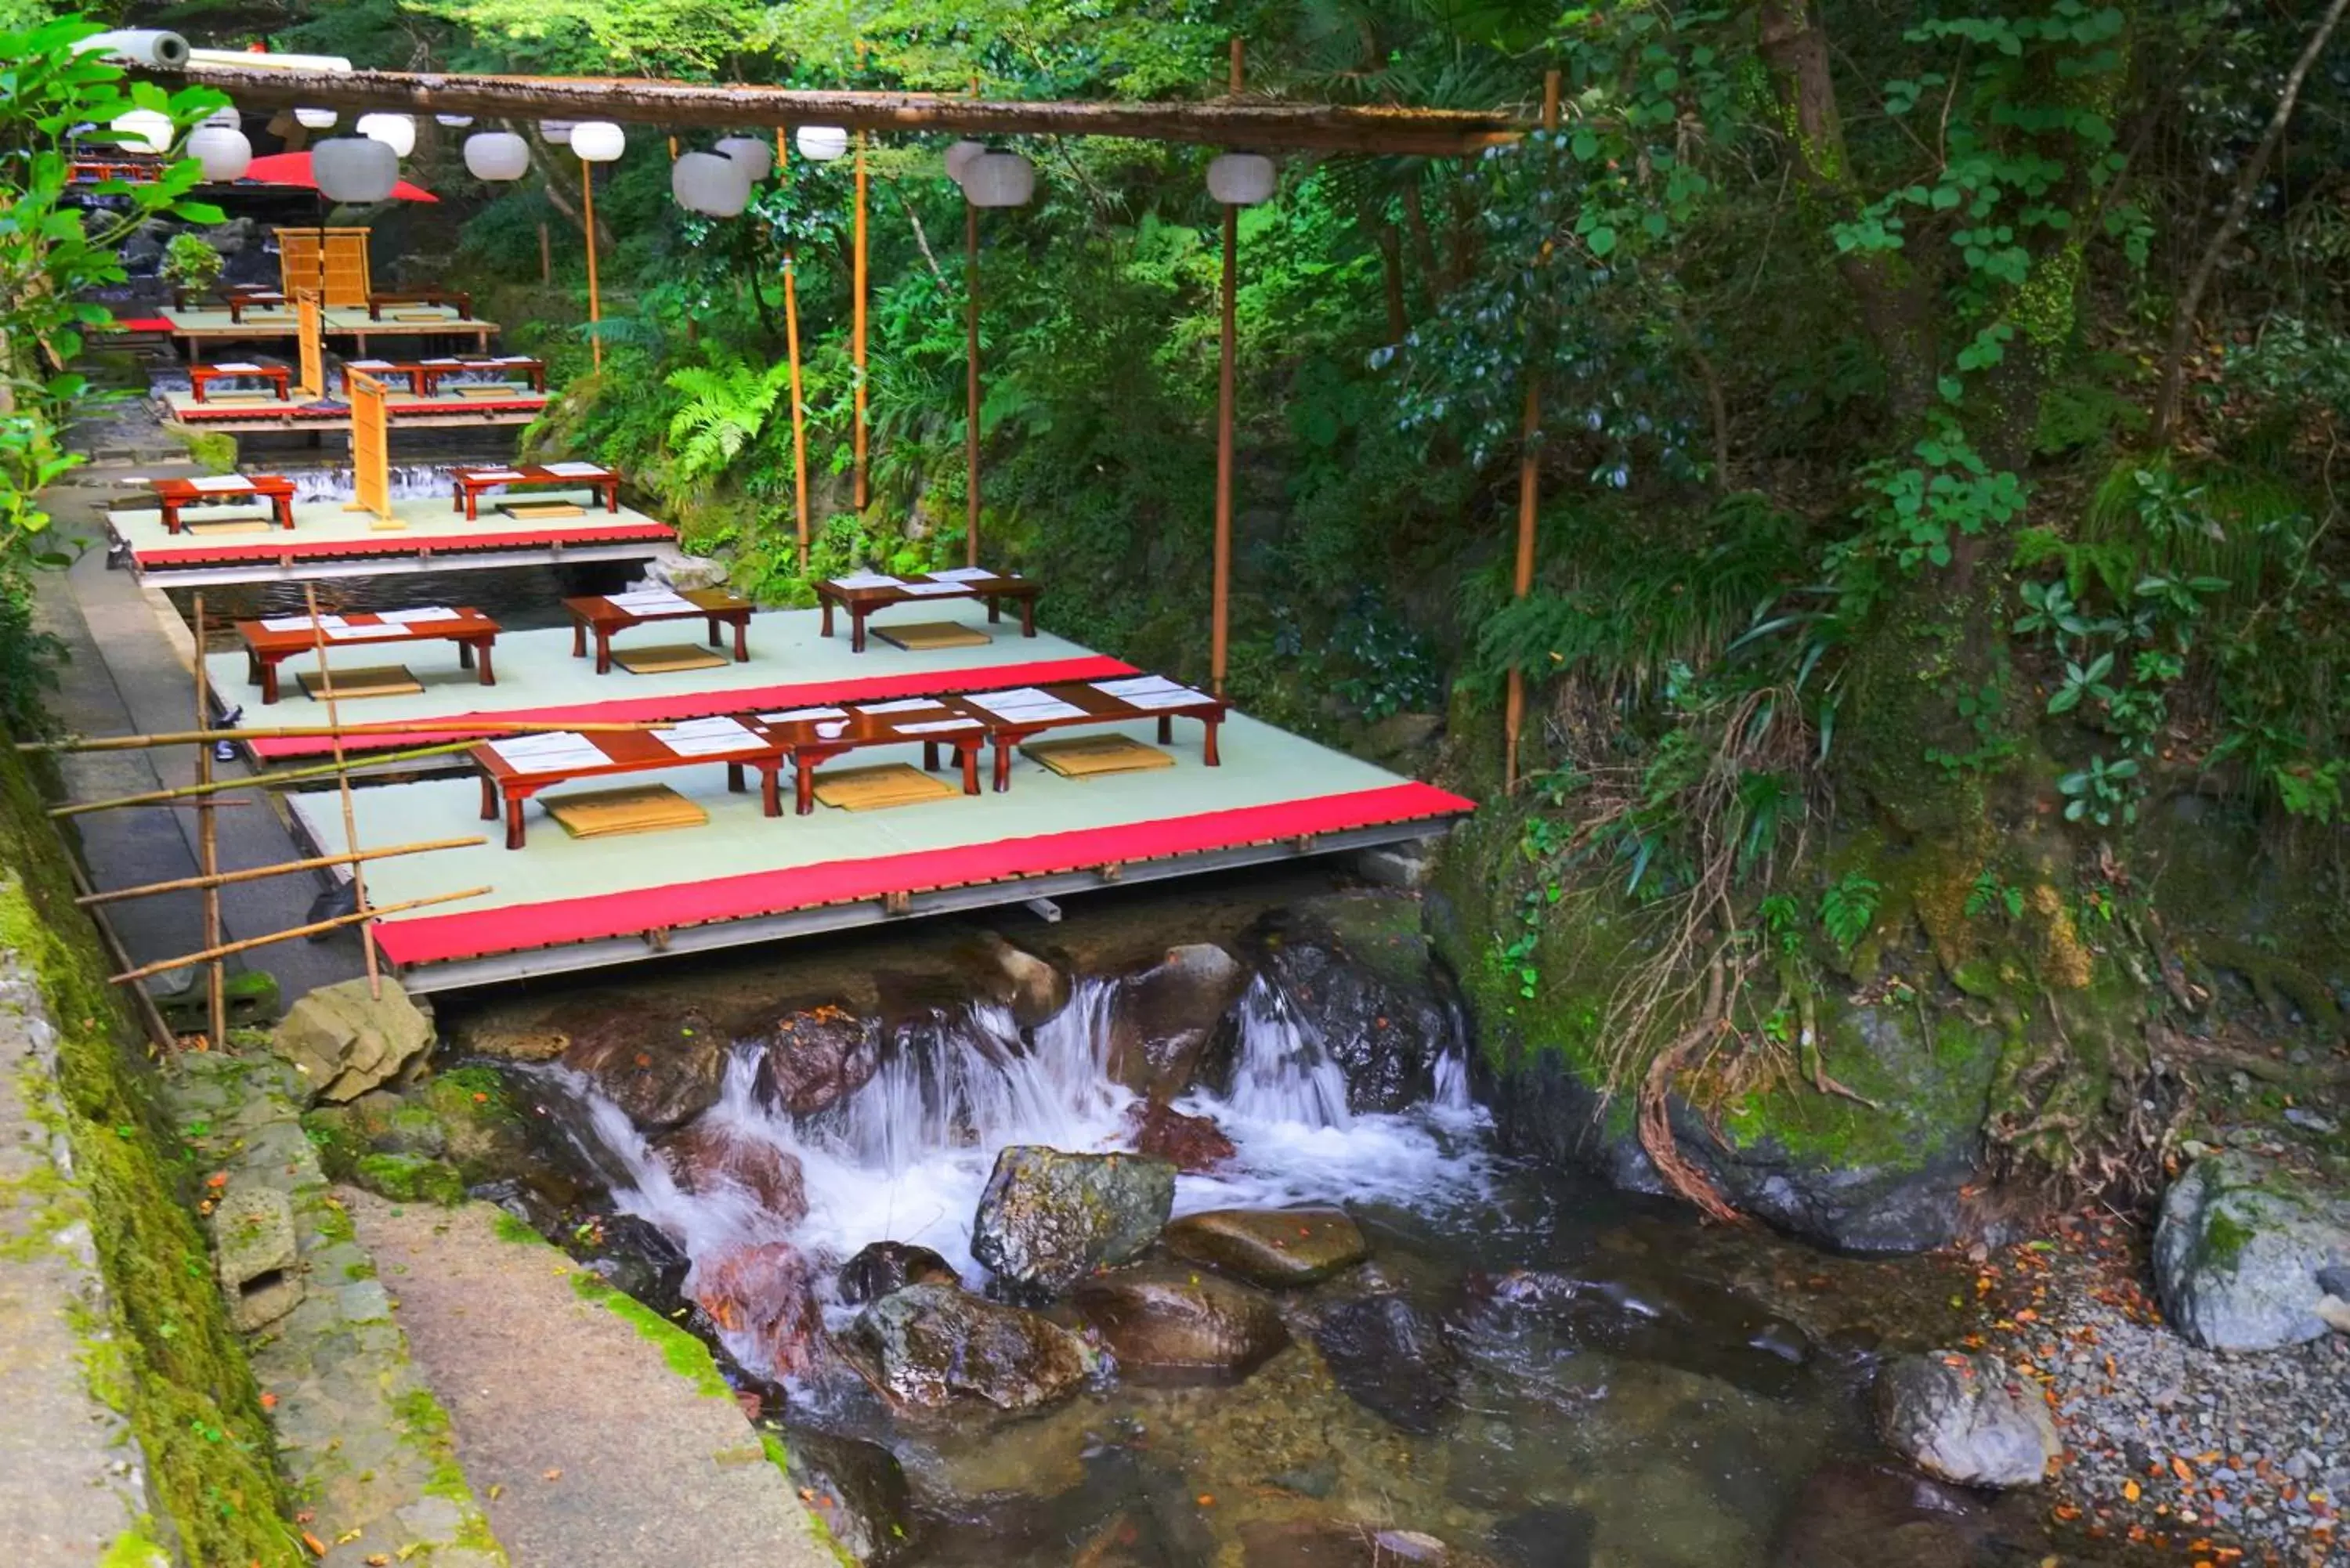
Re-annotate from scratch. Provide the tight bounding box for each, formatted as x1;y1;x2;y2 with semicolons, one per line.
964;193;982;567
581;152;603;370
852;128;870;512
20;718;674;754
781;128;812;572
108;888;494;987
192;594;226;1048
1211;37;1244;699
1503;70;1562;796
77;838;489;907
51;739;495;818
303;584;379;999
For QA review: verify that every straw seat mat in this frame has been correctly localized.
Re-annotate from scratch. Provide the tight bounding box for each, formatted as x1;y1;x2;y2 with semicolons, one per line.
498;500;584;519
1021;735;1175;779
186;517;275;537
452;384;519;398
613;642;731;676
873;620;992;651
811;763;960;811
297;664;421;700
548;784;708;840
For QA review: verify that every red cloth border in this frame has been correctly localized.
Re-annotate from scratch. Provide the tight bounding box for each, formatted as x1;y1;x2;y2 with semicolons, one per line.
244;654;1141;758
172;397;548;424
371;781;1473;967
108;316;175;333
132;519;675;568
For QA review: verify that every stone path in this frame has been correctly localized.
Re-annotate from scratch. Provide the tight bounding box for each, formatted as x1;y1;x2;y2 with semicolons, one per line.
346;1193;837;1568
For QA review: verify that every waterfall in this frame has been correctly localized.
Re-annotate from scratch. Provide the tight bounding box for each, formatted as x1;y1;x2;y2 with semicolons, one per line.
1219;976;1354;1129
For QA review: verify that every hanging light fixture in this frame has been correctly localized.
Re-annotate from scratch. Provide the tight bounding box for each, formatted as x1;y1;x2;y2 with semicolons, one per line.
540;119;577;145
794;125;849;163
109;108;174;156
436;114;473;128
312;136;398;203
293;107;337;130
355;112;416;158
943;139;985;183
186;123;254;182
570;121;626;164
960;151;1036;208
463;131;530;182
671;150;751;216
714;134;774;181
1206;153;1276;206
201;106;240;129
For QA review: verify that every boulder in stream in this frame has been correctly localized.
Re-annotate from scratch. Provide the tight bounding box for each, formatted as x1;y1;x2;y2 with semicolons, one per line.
557;1001;730;1130
688;1240;824;1378
1771;1460;2050;1568
838;1241;960;1304
849;1282;1094;1410
1312;1293;1460;1434
656;1117;808;1223
965;932;1072;1028
1163;1205;1368;1287
1125;1100;1237;1172
1072;1262;1290;1382
1873;1351;2061;1489
2152;1151;2350;1352
1106;944;1249;1101
757;1004;881;1116
1239;892;1462;1113
971;1145;1176;1294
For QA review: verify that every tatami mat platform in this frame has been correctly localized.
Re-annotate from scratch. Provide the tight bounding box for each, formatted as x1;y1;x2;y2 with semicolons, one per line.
161;305;500;349
159;388;548;428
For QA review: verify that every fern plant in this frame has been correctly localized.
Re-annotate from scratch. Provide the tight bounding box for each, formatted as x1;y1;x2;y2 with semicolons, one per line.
665;359;794;487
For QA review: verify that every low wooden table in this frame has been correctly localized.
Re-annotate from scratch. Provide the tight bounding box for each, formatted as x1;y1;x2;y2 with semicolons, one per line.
814;569;1039;653
470;724;786;850
451;463;621;521
761;700;986;815
172;286;286;320
955;679;1227;792
189;362;291;403
146;474;298;534
343;356;547;397
564;589;757;675
233;607;501;706
368;288;473;321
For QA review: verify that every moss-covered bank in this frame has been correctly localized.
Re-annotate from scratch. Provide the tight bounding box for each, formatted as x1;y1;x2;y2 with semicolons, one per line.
0;741;301;1563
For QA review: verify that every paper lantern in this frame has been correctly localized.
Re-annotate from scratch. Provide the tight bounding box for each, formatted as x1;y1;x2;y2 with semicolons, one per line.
436;114;474;127
570;121;626;163
293;107;337;130
186;125;253;182
540;119;576;145
943;139;985;183
110;108;174;156
960;151;1035;208
714;135;773;181
794;125;849;163
671;150;750;216
1206;153;1275;206
312;136;398;203
463;131;530;182
201;106;240;128
355;112;415;157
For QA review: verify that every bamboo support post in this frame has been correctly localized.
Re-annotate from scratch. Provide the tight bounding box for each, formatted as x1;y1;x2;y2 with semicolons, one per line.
1503;70;1561;795
77;837;488;907
192;594;226;1047
1211;37;1243;699
581;153;603;370
51;739;497;818
304;584;379;998
852;128;870;511
781;128;812;572
20;717;675;754
964;193;982;567
107;888;494;987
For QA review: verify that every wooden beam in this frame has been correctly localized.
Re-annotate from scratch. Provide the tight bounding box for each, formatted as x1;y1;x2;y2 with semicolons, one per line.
1211;38;1244;699
149;65;1527;157
192;593;225;1047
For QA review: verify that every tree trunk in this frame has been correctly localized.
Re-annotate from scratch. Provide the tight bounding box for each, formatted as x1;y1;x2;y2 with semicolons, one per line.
1374;219;1408;345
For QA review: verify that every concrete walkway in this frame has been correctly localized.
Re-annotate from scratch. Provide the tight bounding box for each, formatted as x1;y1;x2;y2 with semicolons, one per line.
348;1194;836;1568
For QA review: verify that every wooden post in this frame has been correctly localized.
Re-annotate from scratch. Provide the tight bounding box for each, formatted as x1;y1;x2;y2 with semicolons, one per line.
1211;37;1245;699
538;219;551;284
964;194;982;567
580;153;602;370
303;585;380;999
780;132;812;572
192;594;226;1048
1503;69;1562;794
852;129;870;511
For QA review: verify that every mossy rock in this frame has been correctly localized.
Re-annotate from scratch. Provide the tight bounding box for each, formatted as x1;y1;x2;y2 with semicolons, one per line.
162;421;239;475
351;1152;467;1207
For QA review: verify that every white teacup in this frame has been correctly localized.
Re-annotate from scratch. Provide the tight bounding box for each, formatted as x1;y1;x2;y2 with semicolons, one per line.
816;720;848;739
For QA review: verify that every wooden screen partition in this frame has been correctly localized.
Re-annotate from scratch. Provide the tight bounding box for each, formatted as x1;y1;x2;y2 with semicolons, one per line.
295;290;324;398
347;370;393;522
277;226;371;307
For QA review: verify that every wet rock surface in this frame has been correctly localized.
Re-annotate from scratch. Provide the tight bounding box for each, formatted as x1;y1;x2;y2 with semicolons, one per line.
1456;1264;1814;1399
1106;944;1249;1102
1240;894;1462;1114
964;933;1072;1030
1162;1206;1368;1287
689;1240;825;1378
1071;1262;1291;1382
839;1241;960;1305
1123;1100;1237;1172
849;1283;1094;1410
1874;1351;2061;1489
2153;1151;2350;1351
757;1004;881;1116
1770;1461;2056;1568
656;1118;808;1223
557;1000;730;1129
779;1427;921;1563
970;1145;1176;1294
1312;1293;1461;1433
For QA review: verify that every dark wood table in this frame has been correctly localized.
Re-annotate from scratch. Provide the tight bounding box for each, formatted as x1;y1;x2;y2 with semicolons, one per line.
342;356;547;397
451;463;622;521
761;700;986;815
146;474;298;534
369;288;474;320
563;589;757;675
953;680;1227;792
813;569;1039;653
471;724;787;850
234;607;501;706
189;362;291;403
172;285;285;320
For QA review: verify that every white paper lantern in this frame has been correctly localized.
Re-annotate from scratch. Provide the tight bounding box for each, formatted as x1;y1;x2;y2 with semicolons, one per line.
671;150;750;216
186;125;253;181
794;125;849;163
570;120;625;163
293;107;337;130
540;119;576;145
943;139;985;183
355;112;415;157
714;135;773;181
436;114;474;128
960;151;1035;208
201;106;240;129
1206;153;1275;206
312;136;398;203
110;108;174;156
463;131;530;182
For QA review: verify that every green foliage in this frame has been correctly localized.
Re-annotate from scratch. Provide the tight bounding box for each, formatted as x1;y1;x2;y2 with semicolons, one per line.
1818;870;1882;955
160;231;221;293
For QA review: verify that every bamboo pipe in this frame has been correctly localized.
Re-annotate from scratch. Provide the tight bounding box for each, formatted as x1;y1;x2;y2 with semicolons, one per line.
780;129;812;572
49;738;490;818
193;594;226;1048
306;584;379;999
107;887;493;987
1211;37;1244;699
20;718;675;753
582;152;603;370
964;195;982;568
77;837;488;906
1503;70;1562;796
852;128;870;511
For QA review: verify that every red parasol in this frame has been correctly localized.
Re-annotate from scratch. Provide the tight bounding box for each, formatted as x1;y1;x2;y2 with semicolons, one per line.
240;151;439;203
